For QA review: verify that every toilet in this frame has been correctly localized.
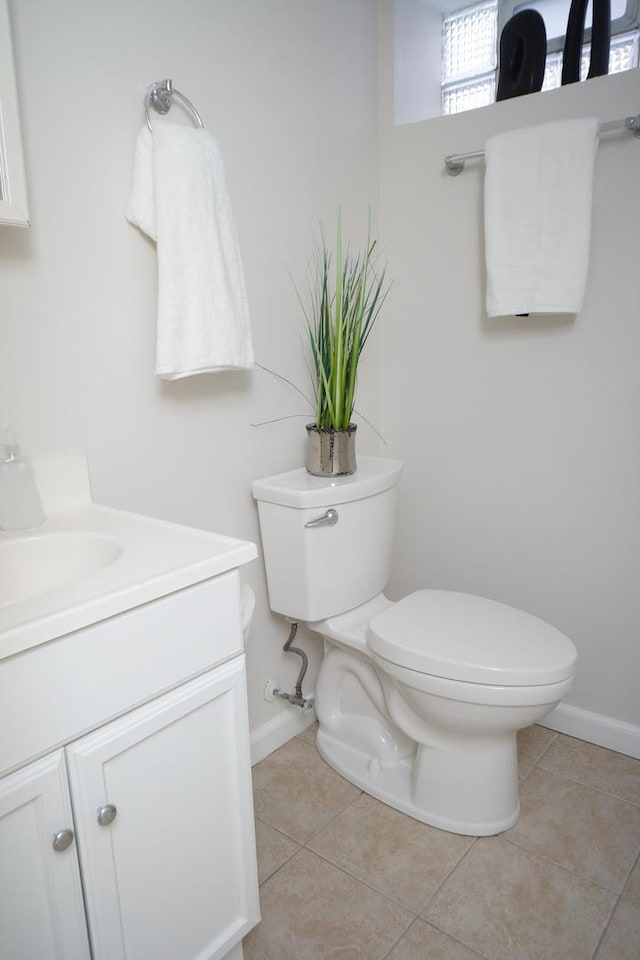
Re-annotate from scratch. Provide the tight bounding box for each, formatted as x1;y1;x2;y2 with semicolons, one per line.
252;456;577;836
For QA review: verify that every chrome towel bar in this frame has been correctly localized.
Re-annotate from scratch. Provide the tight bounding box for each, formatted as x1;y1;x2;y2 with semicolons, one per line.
144;79;204;132
444;112;640;175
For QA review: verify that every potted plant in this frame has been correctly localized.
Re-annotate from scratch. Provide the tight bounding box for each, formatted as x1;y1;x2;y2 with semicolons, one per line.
302;215;389;477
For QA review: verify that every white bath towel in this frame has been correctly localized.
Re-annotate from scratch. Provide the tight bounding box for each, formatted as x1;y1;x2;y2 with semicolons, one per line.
484;118;599;318
127;123;254;379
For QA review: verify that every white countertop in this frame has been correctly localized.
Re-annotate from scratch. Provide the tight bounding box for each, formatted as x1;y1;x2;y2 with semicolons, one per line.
0;454;257;660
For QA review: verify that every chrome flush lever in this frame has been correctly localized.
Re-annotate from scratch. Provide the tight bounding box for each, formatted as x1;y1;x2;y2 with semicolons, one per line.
304;508;338;528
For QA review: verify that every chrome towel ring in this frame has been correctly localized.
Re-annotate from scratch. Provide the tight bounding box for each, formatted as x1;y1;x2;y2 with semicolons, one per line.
144;79;205;132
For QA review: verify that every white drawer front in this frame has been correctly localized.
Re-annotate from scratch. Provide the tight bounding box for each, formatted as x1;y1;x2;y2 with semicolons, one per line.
0;572;242;777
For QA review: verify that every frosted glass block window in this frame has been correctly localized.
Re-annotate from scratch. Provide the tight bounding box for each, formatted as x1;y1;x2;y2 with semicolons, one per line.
577;32;640;76
441;0;638;116
442;0;497;114
541;30;639;89
541;51;563;88
442;1;498;81
507;0;639;53
442;76;496;114
512;0;631;48
607;30;640;71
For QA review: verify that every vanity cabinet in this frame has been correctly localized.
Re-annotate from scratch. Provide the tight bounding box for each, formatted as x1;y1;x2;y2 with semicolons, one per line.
0;573;260;960
0;751;90;959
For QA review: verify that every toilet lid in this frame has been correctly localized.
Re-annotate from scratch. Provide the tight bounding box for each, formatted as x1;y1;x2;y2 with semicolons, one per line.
367;590;577;686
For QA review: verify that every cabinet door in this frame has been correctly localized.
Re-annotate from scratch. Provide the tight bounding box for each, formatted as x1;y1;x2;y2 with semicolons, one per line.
0;751;91;960
66;658;260;960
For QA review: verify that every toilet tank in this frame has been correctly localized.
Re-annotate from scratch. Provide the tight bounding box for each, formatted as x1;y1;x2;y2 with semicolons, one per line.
251;456;403;622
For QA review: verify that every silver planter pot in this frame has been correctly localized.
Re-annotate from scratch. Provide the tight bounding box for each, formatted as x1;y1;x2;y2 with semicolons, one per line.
305;423;357;477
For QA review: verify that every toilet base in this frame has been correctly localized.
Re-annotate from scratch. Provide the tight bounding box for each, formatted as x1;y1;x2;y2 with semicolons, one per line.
313;640;526;835
316;725;520;836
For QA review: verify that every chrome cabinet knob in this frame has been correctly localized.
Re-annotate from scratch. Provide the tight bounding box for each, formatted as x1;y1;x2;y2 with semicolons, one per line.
97;803;117;827
52;829;74;852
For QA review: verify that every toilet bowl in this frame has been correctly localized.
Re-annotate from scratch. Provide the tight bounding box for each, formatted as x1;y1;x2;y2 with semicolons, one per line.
252;457;577;836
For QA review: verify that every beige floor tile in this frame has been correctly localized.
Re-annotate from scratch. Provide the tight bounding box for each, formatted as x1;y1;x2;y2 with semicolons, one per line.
505;767;640;892
384;919;484;959
254;818;300;885
624;855;640;904
539;736;640;805
517;725;556;769
518;764;534;783
594;898;640;960
308;793;474;913
252;738;361;843
296;720;318;746
243;848;412;960
423;836;616;960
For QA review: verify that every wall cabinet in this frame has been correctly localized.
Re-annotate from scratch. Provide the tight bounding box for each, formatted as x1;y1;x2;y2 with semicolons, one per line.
0;575;259;960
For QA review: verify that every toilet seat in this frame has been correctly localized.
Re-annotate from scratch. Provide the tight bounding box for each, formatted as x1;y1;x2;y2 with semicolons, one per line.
367;589;576;686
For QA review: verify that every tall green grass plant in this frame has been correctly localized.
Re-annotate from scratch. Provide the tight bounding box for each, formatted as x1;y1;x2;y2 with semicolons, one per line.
302;217;389;431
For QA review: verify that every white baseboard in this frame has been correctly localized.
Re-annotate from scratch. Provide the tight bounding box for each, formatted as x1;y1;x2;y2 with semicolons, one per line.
250;702;317;766
539;702;640;760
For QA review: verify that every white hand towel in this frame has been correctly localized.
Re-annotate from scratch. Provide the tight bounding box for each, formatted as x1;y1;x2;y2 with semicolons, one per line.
484;118;599;318
127;123;254;379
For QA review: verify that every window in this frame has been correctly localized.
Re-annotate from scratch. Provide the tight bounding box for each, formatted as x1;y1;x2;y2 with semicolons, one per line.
442;0;640;115
442;1;498;113
503;0;639;52
541;29;640;87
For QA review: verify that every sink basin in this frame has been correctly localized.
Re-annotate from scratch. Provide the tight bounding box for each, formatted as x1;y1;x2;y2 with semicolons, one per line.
0;532;123;608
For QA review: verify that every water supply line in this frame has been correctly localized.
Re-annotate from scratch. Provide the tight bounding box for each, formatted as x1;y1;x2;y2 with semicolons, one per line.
272;621;315;712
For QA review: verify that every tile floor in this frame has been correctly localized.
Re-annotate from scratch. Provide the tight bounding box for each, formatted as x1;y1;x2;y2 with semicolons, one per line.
243;724;640;960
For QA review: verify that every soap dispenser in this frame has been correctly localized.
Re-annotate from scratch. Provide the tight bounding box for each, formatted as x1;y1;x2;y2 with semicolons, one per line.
0;423;45;530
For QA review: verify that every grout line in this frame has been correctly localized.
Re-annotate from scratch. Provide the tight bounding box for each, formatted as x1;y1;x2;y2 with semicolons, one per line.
514;733;555;779
415;916;491;960
588;891;621;960
526;729;559;769
621;846;640;898
257;842;302;888
379;916;421;960
253;814;304;886
498;833;628;898
529;761;640;807
513;729;557;784
294;724;318;747
534;733;640;805
300;786;365;846
304;843;420;915
518;762;534;785
520;736;640;807
419;836;481;915
254;813;300;839
251;807;305;846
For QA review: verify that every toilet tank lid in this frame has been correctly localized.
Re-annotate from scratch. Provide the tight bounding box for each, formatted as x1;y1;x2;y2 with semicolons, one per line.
367;590;577;686
251;456;403;509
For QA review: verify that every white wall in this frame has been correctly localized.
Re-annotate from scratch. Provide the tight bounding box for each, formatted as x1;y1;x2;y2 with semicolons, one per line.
394;0;443;124
379;3;640;742
0;0;381;739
